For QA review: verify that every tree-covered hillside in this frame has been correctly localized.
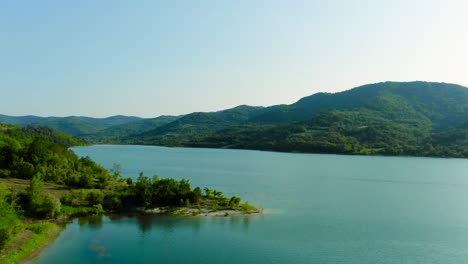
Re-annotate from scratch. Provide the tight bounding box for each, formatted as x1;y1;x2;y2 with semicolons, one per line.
124;82;468;157
0;115;144;137
0;124;110;188
0;81;467;158
82;115;180;143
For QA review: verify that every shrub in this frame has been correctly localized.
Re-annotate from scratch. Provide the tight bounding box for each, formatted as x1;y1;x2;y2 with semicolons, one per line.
86;190;104;206
26;223;54;234
228;196;241;208
103;193;122;210
41;193;61;218
93;204;104;214
0;228;12;250
240;202;255;211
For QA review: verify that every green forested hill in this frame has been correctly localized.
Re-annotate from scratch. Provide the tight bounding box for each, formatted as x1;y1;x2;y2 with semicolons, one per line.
0;115;179;139
252;82;468;127
0;115;143;136
1;81;467;157
124;82;468;157
128;105;270;142
82;115;181;143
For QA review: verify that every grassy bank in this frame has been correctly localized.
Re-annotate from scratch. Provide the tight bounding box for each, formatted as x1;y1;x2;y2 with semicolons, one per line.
0;223;62;264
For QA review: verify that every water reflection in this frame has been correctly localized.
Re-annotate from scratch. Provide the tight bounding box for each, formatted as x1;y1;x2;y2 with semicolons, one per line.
103;213;256;235
78;215;104;230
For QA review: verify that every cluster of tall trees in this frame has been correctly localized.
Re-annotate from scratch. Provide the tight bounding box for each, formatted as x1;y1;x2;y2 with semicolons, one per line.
18;174;61;218
110;173;203;209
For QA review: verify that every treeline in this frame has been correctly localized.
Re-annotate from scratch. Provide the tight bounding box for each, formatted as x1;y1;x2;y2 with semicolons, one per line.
0;124;111;188
123;109;468;158
21;126;86;147
0;124;245;216
60;172;242;213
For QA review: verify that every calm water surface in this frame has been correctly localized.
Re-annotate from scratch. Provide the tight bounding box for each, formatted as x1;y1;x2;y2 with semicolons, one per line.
34;145;468;264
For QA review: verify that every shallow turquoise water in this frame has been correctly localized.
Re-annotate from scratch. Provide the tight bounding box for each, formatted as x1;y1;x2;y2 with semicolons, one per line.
34;145;468;263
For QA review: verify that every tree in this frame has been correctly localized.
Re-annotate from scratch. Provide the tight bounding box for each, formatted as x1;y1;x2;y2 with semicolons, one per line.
41;193;61;218
203;187;213;198
135;172;152;207
179;179;191;198
24;173;61;218
228;196;241;208
27;173;44;210
111;163;122;179
87;190;105;206
192;187;202;203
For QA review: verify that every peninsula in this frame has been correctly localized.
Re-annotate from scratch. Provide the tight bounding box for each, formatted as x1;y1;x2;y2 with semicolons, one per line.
0;125;261;263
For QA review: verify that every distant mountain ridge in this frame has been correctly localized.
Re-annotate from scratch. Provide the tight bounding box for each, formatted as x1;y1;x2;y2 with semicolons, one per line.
1;81;467;157
0;115;170;137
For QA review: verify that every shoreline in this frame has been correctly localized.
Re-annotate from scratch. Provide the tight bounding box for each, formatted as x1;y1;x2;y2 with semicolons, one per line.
74;144;468;160
0;222;65;264
21;224;64;264
142;206;263;217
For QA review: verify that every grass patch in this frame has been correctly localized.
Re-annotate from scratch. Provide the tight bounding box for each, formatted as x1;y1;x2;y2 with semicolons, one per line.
60;205;98;217
0;178;72;199
26;223;55;234
0;223;61;264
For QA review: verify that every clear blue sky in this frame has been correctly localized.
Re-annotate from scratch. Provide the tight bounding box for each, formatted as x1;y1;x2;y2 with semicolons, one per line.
1;0;467;117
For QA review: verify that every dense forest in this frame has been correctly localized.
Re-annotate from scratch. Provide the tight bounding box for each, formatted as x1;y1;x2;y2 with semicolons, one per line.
1;81;467;157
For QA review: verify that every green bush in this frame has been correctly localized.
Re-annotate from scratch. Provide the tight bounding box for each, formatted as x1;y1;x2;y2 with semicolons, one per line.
86;190;104;206
240;202;255;211
102;193;121;210
93;204;104;214
0;228;12;250
60;205;96;217
228;196;241;208
41;193;61;218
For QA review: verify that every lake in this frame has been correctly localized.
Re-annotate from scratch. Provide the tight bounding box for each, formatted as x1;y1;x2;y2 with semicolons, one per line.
33;145;468;264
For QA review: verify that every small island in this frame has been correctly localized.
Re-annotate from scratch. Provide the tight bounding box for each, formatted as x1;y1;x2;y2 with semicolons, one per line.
0;125;261;263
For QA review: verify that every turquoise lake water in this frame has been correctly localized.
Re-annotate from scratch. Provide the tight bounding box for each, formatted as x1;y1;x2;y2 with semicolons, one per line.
34;145;468;263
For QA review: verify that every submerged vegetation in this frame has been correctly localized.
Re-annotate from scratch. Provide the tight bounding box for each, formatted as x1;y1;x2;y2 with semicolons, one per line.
0;125;260;263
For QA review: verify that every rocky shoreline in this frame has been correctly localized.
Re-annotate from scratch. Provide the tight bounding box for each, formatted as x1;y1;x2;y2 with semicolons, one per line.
142;206;263;217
